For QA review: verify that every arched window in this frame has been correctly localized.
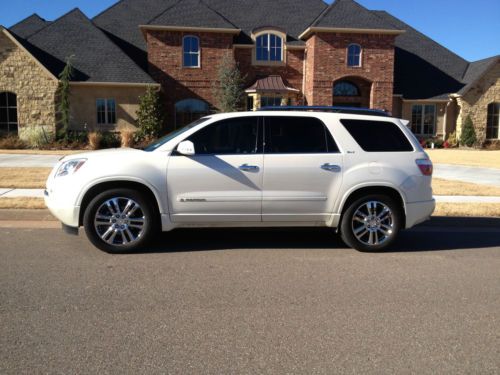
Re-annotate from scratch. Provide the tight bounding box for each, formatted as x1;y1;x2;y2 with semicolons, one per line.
175;99;210;128
183;36;200;67
333;81;360;96
256;33;283;62
486;102;499;139
0;92;18;134
347;44;362;67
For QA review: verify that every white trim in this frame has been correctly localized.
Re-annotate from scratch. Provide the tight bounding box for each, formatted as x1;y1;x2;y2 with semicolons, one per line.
139;25;241;34
410;103;437;136
1;28;58;81
346;43;362;68
402;98;449;103
299;27;404;39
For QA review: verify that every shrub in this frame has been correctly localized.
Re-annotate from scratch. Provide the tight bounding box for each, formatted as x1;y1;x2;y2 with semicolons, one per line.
460;115;477;147
212;53;246;112
100;132;121;148
19;125;54;149
0;135;27;149
120;129;135;148
88;132;102;150
136;87;164;141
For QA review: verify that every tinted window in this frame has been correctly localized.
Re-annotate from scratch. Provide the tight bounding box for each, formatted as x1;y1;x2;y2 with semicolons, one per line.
187;117;260;155
264;116;339;154
341;119;414;152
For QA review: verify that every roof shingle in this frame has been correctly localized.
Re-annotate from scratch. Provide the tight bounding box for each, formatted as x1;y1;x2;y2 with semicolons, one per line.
9;14;51;38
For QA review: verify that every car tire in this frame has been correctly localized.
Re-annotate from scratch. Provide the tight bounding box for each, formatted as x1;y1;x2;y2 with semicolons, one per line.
340;194;403;252
83;188;157;253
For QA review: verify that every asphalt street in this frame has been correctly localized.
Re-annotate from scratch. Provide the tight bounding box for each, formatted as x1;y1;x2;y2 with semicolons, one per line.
1;218;499;374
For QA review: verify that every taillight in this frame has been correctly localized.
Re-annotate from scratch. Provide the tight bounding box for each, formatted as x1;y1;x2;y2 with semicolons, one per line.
416;159;433;176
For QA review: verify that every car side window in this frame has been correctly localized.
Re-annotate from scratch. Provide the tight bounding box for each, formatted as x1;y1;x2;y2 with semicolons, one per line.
264;116;339;154
340;119;414;152
186;117;260;155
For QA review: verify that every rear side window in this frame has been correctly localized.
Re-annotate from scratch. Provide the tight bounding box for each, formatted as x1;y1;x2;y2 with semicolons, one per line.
341;119;414;152
264;116;339;154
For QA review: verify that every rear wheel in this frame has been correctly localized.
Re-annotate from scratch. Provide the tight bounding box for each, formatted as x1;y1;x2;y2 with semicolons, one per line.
340;194;402;252
83;188;157;253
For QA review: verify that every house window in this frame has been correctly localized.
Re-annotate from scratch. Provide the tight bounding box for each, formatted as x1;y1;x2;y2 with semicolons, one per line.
333;81;360;96
411;104;436;135
96;99;116;125
183;36;200;68
256;34;283;62
0;92;18;134
487;103;499;139
347;44;362;67
175;98;210;129
261;96;283;107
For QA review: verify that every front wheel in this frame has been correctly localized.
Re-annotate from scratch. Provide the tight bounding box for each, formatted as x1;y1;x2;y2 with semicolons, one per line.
340;194;403;252
83;188;157;253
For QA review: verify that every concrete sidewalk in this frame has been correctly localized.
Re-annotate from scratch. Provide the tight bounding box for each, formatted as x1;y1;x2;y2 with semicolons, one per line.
0;153;62;167
1;187;500;203
434;163;500;187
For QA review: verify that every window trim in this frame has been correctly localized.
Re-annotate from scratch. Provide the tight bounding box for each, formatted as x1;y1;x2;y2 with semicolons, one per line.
347;43;362;68
96;98;117;125
252;30;286;66
182;35;201;68
486;102;500;140
411;104;436;136
0;92;18;134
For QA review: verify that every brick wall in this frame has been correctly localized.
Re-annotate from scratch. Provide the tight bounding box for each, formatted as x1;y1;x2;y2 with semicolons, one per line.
304;32;396;111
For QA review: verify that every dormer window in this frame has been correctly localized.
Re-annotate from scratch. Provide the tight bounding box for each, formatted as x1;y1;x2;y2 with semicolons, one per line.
183;35;200;68
256;33;283;62
347;44;362;67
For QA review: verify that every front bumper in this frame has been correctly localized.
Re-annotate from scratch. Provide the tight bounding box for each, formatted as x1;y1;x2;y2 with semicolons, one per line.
405;198;435;228
44;189;80;228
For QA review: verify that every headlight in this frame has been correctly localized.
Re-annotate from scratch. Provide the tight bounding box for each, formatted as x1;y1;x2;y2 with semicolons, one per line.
55;159;87;178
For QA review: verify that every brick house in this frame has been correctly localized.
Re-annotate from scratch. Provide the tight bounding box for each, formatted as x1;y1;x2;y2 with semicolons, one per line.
1;0;499;145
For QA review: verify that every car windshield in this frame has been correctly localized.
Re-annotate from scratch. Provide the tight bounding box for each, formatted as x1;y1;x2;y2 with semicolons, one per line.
143;117;211;152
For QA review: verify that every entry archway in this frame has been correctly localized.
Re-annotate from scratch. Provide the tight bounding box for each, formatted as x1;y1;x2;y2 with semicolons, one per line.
333;77;371;108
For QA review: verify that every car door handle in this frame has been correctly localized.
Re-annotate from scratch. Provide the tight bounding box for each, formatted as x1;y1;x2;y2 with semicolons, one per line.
239;164;259;172
321;163;341;172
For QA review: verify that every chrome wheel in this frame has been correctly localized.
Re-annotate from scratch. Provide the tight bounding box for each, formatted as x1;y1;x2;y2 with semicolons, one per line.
94;197;146;246
351;200;394;246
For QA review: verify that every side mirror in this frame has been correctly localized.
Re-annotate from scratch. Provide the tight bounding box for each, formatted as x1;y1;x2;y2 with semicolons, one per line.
176;140;195;156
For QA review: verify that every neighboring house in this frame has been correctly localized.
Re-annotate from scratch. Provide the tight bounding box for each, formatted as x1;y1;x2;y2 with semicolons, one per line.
0;0;499;145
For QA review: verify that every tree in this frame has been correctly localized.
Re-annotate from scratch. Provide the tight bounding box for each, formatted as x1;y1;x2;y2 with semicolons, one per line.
56;56;74;140
135;86;164;140
213;53;246;112
460;115;477;147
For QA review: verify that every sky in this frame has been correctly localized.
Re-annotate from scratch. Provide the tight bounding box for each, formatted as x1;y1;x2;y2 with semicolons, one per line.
1;0;499;62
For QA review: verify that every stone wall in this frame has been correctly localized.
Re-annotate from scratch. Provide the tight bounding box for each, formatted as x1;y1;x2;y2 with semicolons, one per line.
455;61;500;143
0;31;58;134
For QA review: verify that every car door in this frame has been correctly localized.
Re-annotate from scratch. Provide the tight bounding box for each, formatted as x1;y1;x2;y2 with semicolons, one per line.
167;116;263;223
262;115;343;222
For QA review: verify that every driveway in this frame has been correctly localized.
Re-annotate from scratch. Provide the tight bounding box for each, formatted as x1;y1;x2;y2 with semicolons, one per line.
1;217;499;374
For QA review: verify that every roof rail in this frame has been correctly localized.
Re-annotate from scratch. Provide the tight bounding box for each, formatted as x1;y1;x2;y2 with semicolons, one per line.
258;106;390;117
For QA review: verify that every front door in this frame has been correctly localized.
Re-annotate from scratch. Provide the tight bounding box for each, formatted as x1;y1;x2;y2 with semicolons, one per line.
262;116;343;222
167;116;263;223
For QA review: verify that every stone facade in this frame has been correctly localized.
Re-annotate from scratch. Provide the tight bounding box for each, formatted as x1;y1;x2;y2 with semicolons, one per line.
0;31;58;133
69;84;149;131
455;60;500;144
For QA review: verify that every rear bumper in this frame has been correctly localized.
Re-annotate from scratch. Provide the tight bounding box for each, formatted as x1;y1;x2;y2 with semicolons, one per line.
44;190;80;228
405;199;435;228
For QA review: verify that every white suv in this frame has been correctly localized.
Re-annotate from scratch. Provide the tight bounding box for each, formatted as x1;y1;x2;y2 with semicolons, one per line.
45;108;435;253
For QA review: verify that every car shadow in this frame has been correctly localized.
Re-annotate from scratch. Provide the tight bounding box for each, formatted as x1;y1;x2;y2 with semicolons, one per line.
131;216;500;254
